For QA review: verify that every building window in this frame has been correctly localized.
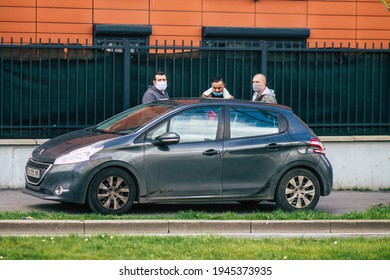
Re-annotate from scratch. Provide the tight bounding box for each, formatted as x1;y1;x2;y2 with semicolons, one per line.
202;27;310;48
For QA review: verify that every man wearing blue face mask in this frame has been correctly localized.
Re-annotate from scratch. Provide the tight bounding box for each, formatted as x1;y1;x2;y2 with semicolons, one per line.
201;76;234;99
142;71;169;104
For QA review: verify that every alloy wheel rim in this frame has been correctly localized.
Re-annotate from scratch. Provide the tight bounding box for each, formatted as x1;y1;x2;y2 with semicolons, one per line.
284;175;315;209
97;176;130;210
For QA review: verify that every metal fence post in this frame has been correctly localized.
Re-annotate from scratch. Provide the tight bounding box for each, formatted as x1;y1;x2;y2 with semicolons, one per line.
261;42;268;76
123;41;131;110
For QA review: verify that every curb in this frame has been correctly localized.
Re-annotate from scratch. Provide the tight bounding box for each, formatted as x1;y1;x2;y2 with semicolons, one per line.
0;220;389;237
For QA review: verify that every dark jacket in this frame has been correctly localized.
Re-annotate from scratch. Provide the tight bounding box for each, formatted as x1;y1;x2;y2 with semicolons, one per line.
142;86;169;104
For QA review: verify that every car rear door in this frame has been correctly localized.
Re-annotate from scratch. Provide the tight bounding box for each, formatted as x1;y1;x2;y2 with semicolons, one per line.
143;106;223;197
222;106;291;195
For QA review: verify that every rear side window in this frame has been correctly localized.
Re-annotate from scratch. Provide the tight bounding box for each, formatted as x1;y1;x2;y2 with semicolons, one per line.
229;107;279;138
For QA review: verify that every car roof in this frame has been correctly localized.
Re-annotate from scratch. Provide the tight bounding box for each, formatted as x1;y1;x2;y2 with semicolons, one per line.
153;98;293;111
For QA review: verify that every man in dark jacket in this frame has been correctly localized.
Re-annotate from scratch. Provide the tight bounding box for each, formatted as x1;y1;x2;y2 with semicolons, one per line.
142;71;169;103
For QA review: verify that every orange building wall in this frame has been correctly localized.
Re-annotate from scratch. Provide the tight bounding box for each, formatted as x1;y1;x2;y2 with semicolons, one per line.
0;0;389;47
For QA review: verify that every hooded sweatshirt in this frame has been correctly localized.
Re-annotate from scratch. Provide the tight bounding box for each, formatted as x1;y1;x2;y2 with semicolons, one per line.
252;87;277;104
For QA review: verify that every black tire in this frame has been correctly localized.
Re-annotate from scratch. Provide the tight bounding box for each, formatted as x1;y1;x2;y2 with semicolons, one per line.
87;168;136;214
275;169;320;211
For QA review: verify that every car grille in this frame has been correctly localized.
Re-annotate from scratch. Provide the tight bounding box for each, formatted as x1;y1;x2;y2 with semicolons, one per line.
25;159;53;185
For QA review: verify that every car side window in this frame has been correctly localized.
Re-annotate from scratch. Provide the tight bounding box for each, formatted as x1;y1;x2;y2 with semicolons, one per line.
147;107;220;143
229;107;279;138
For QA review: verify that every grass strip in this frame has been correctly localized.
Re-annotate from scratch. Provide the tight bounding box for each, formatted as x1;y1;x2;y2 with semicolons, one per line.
0;203;389;220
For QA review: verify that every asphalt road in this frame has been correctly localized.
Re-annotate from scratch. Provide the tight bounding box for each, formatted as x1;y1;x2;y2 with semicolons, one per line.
1;189;390;215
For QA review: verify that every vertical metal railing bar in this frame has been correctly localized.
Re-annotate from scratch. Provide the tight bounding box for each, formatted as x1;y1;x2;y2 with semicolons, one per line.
102;44;107;120
338;43;343;135
123;40;130;110
346;43;351;133
306;46;310;125
75;42;80;127
388;43;390;134
314;43;318;128
233;42;237;97
0;38;3;136
261;41;267;79
111;44;116;116
206;44;211;87
330;43;335;135
249;41;254;100
38;39;42;136
9;38;14;136
84;39;89;126
93;47;98;124
189;41;194;97
370;47;375;134
198;41;203;99
240;46;246;100
28;39;33;136
66;40;70;130
355;43;359;133
289;45;293;119
271;47;277;101
135;43;141;105
56;40;61;135
19;39;23;136
378;46;384;133
322;44;327;135
163;40;168;73
47;39;52;136
172;40;177;98
180;40;184;98
363;43;367;134
297;48;302;118
281;45;286;106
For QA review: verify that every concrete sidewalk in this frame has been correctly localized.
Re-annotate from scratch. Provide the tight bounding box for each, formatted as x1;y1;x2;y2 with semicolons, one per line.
1;219;389;237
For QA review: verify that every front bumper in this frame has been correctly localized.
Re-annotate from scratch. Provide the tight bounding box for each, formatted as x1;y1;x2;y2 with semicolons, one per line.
24;159;96;204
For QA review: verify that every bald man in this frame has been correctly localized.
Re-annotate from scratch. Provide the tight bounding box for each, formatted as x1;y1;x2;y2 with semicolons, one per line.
251;74;277;104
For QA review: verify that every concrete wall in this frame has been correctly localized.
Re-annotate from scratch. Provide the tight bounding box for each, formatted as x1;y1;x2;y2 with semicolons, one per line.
1;137;390;190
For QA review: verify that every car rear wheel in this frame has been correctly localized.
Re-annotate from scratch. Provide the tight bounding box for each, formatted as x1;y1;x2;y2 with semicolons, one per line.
275;169;320;211
87;168;136;214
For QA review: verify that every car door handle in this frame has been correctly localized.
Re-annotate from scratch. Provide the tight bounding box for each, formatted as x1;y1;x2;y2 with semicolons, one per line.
266;143;282;151
202;149;220;156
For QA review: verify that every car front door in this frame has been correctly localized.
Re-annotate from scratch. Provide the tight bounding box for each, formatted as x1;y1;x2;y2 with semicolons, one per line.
222;106;291;195
143;106;223;198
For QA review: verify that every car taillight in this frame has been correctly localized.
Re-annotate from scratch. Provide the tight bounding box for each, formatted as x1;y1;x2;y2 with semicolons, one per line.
310;138;326;155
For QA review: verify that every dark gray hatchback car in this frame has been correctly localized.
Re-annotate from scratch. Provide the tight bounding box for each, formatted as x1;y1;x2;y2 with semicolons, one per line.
24;99;332;214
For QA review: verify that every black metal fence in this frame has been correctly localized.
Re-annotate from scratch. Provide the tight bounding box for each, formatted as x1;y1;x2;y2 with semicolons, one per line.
1;39;389;138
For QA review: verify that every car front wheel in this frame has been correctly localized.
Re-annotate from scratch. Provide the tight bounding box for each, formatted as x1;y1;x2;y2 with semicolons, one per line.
87;168;136;214
275;169;320;211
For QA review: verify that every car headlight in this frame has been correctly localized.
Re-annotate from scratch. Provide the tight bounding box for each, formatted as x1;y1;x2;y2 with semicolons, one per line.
54;145;104;165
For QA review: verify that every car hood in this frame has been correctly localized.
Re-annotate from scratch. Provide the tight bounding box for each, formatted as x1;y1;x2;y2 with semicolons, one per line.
32;129;121;163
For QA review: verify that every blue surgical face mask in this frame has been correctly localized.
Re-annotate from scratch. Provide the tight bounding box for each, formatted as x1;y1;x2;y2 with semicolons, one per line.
212;91;223;97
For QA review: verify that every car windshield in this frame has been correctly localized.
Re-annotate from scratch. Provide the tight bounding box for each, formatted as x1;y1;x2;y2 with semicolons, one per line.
95;102;178;134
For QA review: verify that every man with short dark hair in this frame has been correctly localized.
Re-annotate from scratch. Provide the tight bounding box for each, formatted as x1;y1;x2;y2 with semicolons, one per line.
142;71;169;103
201;76;234;99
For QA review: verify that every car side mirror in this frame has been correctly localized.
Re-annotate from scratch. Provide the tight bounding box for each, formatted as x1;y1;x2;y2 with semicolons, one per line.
153;132;180;146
